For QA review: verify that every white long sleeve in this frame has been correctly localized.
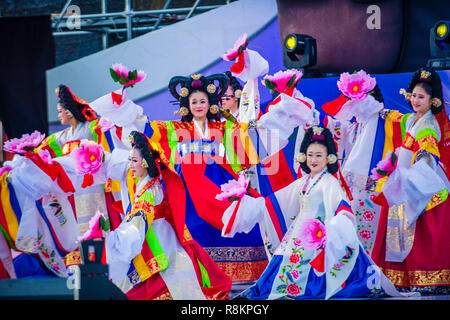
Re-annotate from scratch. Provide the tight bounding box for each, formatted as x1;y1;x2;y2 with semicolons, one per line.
105;215;146;284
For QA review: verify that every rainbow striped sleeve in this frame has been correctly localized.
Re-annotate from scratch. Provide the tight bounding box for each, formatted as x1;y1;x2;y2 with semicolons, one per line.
90;119;115;153
0;172;21;250
222;121;272;172
36;132;63;158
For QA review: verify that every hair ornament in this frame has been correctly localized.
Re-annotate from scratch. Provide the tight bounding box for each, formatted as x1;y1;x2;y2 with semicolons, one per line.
174;106;189;116
141;158;149;168
295;152;307;163
432;97;442;107
209;104;219;114
311;126;325;141
327;154;338;164
179;87;189;97
420;70;432;81
207;83;217;94
399;88;411;101
234;89;242;99
312;126;324;135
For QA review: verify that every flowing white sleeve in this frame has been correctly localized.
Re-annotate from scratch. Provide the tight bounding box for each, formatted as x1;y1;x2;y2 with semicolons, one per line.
258;93;314;141
8;156;68;199
90;89;147;141
382;159;445;226
232;49;269;82
105;215;146;283
221;195;267;238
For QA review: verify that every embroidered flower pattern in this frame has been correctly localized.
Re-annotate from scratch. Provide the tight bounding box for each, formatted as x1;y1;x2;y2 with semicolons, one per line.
362;210;375;222
36;233;65;277
329;246;354;278
276;237;310;297
359;229;372;240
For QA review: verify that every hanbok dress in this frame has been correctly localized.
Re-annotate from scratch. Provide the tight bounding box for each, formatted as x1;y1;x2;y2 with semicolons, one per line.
105;174;224;300
371;108;450;294
222;168;415;299
31;119;123;268
321;92;450;294
38;145;232;300
88;88;311;282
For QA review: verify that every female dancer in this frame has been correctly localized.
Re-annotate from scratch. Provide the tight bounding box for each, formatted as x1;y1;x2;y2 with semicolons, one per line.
370;67;450;295
91;130;231;299
89;71;312;283
222;126;415;299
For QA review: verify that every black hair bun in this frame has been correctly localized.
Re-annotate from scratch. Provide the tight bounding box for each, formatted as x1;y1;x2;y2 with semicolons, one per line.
129;131;161;178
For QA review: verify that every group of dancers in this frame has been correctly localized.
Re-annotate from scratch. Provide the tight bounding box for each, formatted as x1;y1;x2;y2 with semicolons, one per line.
0;38;449;300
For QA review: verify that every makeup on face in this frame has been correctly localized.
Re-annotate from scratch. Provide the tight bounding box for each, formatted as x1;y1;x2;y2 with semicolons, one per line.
189;91;210;121
306;143;328;177
129;148;148;179
410;85;432;117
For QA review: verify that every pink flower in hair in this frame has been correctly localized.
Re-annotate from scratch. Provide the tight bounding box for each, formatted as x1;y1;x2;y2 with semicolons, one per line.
72;139;104;176
337;70;376;100
221;33;248;61
3;130;45;154
296;217;326;250
215;171;250;202
262;69;303;93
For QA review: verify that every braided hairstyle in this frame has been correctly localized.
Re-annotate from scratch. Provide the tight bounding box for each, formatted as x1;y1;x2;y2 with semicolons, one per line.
406;67;443;115
129;131;161;178
57;85;89;122
168;73;228;122
299;126;339;175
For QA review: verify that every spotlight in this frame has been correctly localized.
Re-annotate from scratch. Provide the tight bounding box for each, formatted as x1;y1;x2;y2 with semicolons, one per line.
430;20;450;57
282;33;317;69
427;20;450;70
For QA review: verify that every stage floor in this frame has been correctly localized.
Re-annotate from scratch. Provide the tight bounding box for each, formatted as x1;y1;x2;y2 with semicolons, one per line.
229;281;450;300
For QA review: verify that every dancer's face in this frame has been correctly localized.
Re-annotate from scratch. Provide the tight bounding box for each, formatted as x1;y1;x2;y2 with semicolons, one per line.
306;143;328;177
189;90;209;121
221;86;238;113
410;85;432;116
129;148;148;179
57;103;72;125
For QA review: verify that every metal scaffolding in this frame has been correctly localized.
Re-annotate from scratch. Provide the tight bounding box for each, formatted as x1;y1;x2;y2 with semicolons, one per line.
52;0;232;46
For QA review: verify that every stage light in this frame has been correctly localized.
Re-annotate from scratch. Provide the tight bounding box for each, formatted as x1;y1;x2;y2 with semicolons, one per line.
285;34;298;52
428;20;450;70
436;23;448;38
430;20;450;57
282;33;317;70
